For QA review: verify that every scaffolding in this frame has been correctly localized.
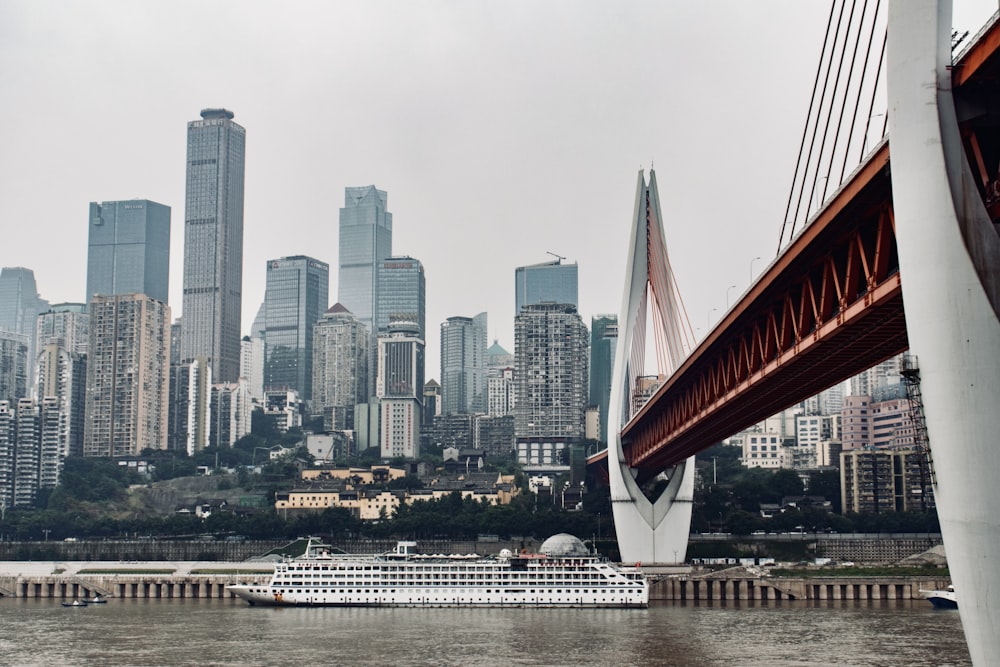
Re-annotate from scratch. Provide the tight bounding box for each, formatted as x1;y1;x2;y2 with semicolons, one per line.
900;354;936;511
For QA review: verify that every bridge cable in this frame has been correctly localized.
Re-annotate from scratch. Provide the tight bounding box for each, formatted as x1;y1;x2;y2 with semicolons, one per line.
823;0;871;198
778;0;838;254
839;0;881;183
799;0;850;234
857;15;888;166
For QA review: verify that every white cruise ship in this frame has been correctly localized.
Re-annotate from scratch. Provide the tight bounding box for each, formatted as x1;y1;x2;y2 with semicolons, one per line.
228;533;648;608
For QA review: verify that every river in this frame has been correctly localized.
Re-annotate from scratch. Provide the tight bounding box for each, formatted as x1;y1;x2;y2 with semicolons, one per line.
0;598;970;666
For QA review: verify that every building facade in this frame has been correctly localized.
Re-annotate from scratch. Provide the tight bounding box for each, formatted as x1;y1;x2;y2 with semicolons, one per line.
514;303;589;465
0;267;48;389
86;200;171;304
85;294;170;456
841;448;935;513
377;321;423;459
35;303;89;357
180;108;246;383
210;380;251;448
311;304;369;429
35;342;86;458
338;185;392;348
514;259;578;315
167;358;211;455
0;331;28;405
0;397;64;508
440;313;487;415
589;314;617;443
262;256;329;402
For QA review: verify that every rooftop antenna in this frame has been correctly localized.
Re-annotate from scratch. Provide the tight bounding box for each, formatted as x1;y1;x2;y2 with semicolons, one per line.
546;251;565;264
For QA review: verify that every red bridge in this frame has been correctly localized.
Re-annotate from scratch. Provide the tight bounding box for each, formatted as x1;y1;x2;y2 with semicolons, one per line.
595;14;1000;485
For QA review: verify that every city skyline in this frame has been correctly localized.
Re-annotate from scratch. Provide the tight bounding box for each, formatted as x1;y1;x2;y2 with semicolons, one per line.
2;2;997;381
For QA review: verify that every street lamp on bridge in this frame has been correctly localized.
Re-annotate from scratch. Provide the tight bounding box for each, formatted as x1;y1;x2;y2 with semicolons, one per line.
750;256;761;283
726;285;737;309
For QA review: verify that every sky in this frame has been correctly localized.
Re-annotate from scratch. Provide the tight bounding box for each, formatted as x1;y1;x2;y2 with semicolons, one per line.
1;1;997;380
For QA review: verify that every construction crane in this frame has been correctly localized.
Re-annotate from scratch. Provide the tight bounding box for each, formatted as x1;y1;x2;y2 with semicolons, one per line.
546;251;565;263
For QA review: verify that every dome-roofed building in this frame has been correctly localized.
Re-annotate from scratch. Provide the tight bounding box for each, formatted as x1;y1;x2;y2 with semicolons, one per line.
538;533;590;557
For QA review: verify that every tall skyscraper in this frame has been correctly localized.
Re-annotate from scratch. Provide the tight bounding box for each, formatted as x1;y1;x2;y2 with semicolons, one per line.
514;303;589;465
377;321;423;459
0;267;48;386
375;257;425;339
180;108;246;383
338;185;392;342
514;258;578;314
440;312;487;415
86;200;171;303
312;304;369;429
589;314;618;443
262;256;329;401
85;294;170;456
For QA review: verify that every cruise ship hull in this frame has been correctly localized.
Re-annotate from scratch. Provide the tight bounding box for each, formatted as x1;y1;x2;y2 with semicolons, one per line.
228;584;647;608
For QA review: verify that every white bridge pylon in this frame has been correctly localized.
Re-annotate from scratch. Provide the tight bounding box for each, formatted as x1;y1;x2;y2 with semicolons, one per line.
609;169;697;565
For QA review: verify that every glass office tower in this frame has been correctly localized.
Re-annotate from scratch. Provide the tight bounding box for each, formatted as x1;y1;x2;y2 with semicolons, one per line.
180;108;246;382
262;256;329;401
338;185;392;338
86;200;171;304
514;259;578;314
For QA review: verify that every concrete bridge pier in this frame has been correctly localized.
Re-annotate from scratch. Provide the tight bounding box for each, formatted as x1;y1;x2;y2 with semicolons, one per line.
888;1;1000;663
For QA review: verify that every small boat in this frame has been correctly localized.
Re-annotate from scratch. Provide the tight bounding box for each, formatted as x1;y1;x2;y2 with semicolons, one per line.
61;600;88;608
84;595;107;604
919;585;957;609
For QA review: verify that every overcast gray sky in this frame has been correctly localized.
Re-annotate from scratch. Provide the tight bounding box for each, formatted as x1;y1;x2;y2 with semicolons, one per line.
2;1;996;379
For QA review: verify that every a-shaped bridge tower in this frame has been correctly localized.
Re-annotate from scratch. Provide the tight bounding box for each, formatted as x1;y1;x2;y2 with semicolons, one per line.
608;170;697;565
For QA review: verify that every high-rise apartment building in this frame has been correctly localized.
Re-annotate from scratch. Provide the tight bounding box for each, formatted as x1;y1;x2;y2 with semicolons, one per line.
487;366;516;418
210;380;251;448
311;304;368;430
841;448;934;513
440;313;487;415
262;256;329;401
0;267;48;387
35;341;86;458
85;294;170;456
589;314;617;443
167;358;211;455
338;185;392;341
850;354;904;398
180;108;246;383
514;259;578;314
514;303;589;465
86;200;171;304
240;335;264;402
36;303;89;357
377;321;423;459
0;398;62;508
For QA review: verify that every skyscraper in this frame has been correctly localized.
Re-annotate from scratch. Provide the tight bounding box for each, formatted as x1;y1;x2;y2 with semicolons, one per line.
377;321;423;459
85;294;170;456
312;304;369;429
514;258;578;314
167;358;211;455
338;185;392;342
514;303;589;465
86;200;171;303
262;256;329;401
0;267;48;386
180;108;246;383
440;313;487;415
589;314;618;443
